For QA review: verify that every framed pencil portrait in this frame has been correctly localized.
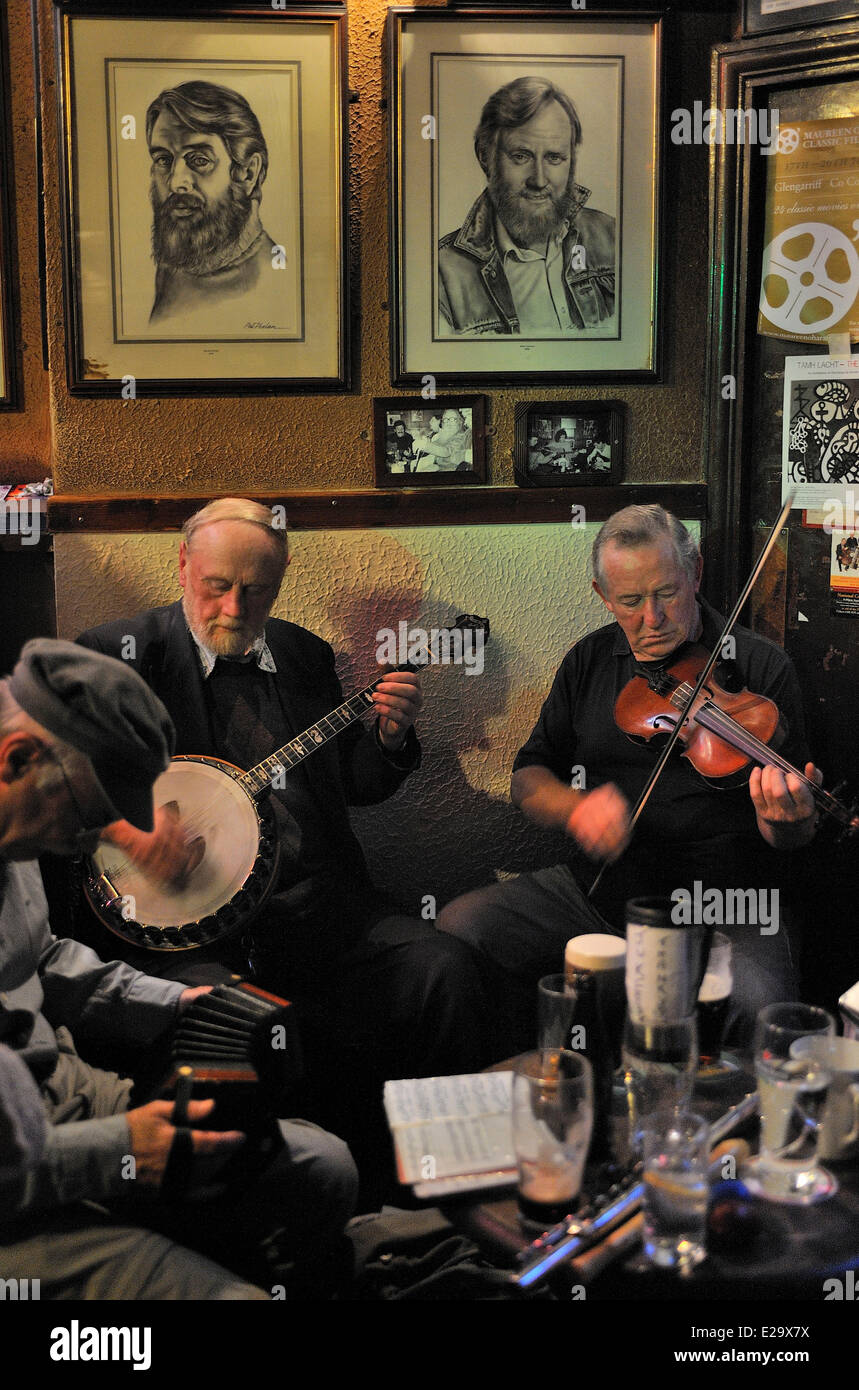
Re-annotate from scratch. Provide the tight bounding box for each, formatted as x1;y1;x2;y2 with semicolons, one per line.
388;7;664;386
54;3;349;396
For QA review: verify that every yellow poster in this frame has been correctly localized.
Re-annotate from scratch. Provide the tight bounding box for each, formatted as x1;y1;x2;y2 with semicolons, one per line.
759;116;859;344
830;529;859;617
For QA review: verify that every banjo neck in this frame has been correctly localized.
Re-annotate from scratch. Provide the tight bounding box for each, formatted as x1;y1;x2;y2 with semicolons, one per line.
233;615;490;800
236;678;384;799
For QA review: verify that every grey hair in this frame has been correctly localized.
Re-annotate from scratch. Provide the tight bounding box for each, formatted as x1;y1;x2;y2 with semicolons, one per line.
182;498;288;563
592;505;699;591
0;681;87;797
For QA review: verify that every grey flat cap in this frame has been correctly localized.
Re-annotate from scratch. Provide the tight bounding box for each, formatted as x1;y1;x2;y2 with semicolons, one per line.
9;638;175;831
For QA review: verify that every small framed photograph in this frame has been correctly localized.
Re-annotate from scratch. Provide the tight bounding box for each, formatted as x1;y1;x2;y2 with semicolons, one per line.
54;2;350;395
373;396;487;487
513;400;623;487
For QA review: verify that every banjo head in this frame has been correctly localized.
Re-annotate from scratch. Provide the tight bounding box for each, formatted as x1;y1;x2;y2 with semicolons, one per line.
85;756;279;951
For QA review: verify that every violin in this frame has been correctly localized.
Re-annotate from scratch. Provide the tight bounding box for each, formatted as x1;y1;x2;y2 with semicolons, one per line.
614;644;859;838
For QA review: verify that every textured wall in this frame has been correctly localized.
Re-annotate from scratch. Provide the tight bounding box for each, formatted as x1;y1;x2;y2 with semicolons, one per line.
55;520;699;909
17;0;729;489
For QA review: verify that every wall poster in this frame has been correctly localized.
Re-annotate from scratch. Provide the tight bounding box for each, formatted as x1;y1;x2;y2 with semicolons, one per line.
759;115;859;347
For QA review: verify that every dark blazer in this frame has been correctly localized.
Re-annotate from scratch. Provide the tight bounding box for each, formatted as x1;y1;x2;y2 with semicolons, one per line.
76;601;420;887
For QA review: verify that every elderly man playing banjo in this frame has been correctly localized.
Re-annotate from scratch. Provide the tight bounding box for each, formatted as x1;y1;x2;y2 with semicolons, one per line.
76;498;488;1188
0;638;357;1299
438;505;825;1052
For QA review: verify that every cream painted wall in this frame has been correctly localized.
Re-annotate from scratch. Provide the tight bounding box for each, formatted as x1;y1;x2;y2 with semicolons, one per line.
55;519;698;911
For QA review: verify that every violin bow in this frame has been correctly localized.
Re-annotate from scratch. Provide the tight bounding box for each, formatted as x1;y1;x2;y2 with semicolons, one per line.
588;494;795;900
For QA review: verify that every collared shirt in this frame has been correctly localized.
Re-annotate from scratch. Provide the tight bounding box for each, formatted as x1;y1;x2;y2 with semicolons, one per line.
187;622;278;679
495;215;576;335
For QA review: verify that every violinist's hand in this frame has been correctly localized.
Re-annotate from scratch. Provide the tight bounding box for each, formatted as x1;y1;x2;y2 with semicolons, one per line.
566;784;633;863
101;804;205;888
750;761;821;849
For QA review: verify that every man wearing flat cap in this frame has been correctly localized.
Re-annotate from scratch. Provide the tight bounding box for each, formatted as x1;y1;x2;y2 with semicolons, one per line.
0;639;356;1299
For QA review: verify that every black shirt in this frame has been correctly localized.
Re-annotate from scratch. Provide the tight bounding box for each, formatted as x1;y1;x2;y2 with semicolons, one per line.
513;597;811;927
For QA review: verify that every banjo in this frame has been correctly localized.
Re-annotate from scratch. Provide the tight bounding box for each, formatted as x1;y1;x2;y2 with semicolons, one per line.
84;616;489;951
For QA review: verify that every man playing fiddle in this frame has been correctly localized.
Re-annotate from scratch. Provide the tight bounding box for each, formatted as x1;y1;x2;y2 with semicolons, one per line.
438;505;822;1048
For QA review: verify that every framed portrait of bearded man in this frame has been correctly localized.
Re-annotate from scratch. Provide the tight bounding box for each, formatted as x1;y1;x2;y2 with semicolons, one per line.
54;3;349;394
387;8;663;384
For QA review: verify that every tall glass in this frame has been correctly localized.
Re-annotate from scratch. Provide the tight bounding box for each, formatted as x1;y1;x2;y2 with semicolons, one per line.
642;1112;709;1272
622;1014;698;1155
537;973;577;1055
513;1051;593;1227
747;1002;836;1205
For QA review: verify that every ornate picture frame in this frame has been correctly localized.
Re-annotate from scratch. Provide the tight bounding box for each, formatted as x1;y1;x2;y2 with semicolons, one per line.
388;6;663;385
741;0;859;39
54;2;350;396
703;20;859;612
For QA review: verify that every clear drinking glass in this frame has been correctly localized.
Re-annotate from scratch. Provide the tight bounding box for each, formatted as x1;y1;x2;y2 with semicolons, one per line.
513;1050;593;1228
642;1111;709;1272
537;973;577;1055
746;1002;837;1205
622;1013;698;1155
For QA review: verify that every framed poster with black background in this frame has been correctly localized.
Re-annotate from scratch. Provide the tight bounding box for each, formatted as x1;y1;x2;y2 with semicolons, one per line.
54;2;349;396
705;22;859;1011
704;21;859;825
388;7;664;385
704;20;859;612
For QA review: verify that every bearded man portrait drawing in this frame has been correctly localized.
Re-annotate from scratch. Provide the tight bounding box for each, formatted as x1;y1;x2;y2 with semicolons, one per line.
437;76;616;339
146;80;280;329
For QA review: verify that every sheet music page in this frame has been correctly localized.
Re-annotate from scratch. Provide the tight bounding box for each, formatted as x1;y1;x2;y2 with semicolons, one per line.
383;1072;515;1183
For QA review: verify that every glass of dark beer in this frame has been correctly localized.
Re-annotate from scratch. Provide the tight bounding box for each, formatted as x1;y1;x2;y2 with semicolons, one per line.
696;932;733;1066
513;1051;593;1228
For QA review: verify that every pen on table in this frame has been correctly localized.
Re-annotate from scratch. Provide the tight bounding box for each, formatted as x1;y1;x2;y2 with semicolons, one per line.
172;1065;194;1127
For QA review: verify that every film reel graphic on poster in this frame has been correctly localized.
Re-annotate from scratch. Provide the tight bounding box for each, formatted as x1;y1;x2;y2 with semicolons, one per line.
758;116;859;347
761;223;859;339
